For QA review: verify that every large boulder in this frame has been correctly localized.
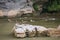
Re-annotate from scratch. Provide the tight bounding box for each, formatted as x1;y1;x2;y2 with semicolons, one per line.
0;0;34;18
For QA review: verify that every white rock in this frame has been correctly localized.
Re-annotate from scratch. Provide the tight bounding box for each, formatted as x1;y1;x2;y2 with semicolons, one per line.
15;28;24;33
30;19;35;22
14;28;26;38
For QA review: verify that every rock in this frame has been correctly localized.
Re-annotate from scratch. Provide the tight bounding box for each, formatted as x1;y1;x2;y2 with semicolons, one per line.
12;23;26;38
47;28;60;37
57;25;60;30
26;26;36;37
0;10;4;17
14;28;26;38
34;25;48;36
7;10;19;18
30;19;35;22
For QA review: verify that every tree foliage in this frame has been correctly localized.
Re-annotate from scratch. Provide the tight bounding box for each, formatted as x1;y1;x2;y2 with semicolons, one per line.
47;0;60;11
33;4;39;11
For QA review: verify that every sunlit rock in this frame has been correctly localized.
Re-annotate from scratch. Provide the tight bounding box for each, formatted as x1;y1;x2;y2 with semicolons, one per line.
0;10;4;17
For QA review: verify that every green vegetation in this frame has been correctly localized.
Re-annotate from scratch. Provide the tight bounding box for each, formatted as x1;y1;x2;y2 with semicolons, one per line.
33;4;39;11
33;0;60;12
47;0;60;11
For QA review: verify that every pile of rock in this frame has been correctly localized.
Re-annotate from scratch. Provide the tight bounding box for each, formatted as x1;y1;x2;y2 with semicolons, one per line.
12;23;48;38
12;23;60;38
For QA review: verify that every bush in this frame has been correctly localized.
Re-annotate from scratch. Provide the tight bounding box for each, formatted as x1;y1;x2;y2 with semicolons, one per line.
44;0;60;12
33;4;39;11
